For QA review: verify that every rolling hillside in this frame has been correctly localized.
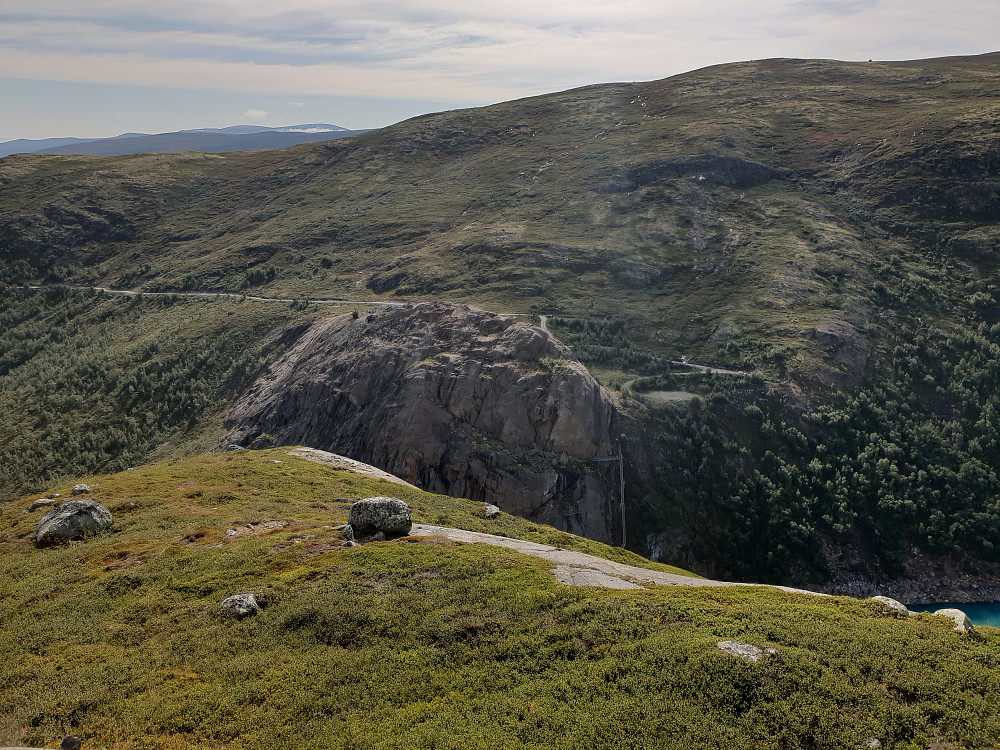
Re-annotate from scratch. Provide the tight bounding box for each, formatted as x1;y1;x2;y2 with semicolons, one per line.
3;53;1000;590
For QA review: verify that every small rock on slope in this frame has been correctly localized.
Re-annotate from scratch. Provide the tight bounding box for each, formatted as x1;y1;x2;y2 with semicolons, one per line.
871;595;910;616
220;593;260;619
934;608;975;634
717;641;776;662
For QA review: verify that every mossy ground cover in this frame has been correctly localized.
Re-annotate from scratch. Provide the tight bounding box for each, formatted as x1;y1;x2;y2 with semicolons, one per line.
1;452;998;749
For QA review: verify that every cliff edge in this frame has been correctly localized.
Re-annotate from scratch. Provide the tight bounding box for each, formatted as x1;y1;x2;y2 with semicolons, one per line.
220;302;620;541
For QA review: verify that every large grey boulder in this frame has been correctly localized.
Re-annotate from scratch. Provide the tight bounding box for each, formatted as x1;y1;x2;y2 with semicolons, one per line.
871;595;910;617
348;497;412;538
220;593;260;619
934;608;975;634
35;500;112;546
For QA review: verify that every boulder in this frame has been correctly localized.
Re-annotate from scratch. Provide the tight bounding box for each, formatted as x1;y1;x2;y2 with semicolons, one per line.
348;497;412;538
342;524;355;542
871;595;910;617
220;593;260;619
71;484;91;495
60;737;82;750
29;498;58;512
35;500;112;546
484;503;501;519
717;640;776;662
934;608;975;634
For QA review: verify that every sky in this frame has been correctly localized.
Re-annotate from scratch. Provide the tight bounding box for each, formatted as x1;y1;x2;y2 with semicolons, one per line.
1;0;999;142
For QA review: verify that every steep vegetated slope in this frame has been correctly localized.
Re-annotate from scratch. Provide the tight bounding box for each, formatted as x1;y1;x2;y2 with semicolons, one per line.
0;286;310;500
2;451;999;750
3;54;1000;589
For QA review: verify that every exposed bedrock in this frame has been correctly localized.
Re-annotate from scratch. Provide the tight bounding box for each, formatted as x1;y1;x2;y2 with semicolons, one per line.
221;302;620;542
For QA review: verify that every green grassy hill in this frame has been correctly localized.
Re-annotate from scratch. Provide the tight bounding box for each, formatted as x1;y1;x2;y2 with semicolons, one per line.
2;450;999;749
4;53;1000;389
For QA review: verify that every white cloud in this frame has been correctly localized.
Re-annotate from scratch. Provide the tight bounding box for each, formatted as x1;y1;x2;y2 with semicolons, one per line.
1;0;998;108
242;107;268;119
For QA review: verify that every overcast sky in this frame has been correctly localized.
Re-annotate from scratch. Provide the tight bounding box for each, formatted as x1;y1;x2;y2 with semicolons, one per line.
1;0;998;141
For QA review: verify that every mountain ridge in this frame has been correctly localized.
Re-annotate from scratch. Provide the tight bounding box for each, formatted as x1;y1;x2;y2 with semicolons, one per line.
0;123;367;157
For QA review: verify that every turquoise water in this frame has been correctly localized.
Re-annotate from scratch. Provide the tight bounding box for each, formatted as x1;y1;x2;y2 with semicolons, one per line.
908;601;1000;627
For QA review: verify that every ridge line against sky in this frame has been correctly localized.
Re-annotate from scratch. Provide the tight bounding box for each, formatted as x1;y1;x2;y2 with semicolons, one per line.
1;0;999;141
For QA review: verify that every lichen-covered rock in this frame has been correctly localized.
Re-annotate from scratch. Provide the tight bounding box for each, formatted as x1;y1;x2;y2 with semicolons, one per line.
220;303;620;542
349;497;412;538
29;497;57;512
35;500;112;546
484;503;501;519
220;593;260;619
71;483;91;495
934;608;975;634
871;595;910;617
717;640;776;662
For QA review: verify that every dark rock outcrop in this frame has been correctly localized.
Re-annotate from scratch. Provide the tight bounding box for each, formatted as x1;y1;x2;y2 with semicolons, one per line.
597;155;781;193
35;499;112;546
810;320;869;388
221;302;620;542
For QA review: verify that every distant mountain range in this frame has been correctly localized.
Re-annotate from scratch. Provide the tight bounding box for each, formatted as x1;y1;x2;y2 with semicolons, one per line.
0;124;370;157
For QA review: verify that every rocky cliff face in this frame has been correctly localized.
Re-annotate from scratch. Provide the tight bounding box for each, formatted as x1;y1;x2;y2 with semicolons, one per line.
221;302;620;542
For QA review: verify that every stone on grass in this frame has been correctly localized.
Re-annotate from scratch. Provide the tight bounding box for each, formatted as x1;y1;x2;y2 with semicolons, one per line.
29;497;58;512
484;503;501;519
717;640;776;662
60;736;82;750
348;497;412;538
343;524;355;542
934;608;975;634
35;500;112;547
871;595;910;617
220;593;260;619
71;484;91;495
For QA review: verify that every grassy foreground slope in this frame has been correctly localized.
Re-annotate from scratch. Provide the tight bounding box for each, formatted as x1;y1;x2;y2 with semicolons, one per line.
1;451;999;750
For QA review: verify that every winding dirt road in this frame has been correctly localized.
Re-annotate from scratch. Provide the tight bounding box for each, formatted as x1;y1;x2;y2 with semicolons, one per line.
409;523;823;596
25;284;408;307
